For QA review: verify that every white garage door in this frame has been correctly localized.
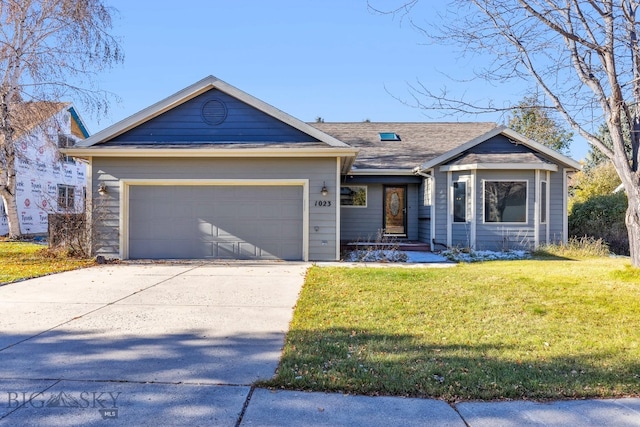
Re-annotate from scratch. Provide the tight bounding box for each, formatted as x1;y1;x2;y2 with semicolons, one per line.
128;185;304;260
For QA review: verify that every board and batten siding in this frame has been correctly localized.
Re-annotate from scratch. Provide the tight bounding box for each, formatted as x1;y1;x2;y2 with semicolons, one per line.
339;183;419;242
107;89;320;144
92;157;339;261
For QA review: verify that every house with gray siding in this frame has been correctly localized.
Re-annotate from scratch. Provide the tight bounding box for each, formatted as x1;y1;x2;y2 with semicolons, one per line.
65;75;581;261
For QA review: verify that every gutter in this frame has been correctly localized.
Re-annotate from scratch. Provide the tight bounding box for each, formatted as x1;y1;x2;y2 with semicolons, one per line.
413;166;432;178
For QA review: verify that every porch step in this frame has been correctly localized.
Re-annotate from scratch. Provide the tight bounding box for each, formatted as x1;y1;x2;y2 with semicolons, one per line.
343;241;431;252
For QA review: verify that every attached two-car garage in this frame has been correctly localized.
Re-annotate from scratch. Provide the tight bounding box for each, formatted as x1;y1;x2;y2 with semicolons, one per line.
125;182;306;260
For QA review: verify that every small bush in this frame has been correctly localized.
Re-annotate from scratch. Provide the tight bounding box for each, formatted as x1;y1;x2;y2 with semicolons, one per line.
534;236;611;258
568;192;628;255
343;232;408;263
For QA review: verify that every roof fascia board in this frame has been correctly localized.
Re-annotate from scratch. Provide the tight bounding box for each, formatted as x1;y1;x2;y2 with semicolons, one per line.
78;75;350;149
500;128;582;170
440;163;559;172
62;147;358;158
347;169;415;175
77;76;216;147
67;105;90;138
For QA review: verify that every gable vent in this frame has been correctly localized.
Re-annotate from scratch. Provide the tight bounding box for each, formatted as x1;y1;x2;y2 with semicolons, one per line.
201;99;228;126
379;132;401;141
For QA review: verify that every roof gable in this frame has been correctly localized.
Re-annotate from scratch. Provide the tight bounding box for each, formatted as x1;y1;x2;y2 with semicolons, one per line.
7;102;68;140
78;75;349;148
106;88;321;144
419;126;582;171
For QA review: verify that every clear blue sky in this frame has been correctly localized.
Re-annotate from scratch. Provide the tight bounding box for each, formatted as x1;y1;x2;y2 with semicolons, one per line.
84;0;590;160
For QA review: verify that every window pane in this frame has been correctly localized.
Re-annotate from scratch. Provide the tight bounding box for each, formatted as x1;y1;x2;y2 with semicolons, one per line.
57;185;67;209
57;185;75;211
453;181;466;222
484;181;527;223
341;186;367;207
540;181;547;223
423;178;432;206
67;187;75;210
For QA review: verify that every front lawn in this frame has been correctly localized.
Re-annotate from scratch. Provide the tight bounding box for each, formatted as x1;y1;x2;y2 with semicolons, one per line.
265;258;640;401
0;241;94;284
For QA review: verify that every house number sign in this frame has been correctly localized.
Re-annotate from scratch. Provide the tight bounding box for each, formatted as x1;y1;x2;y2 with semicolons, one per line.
314;200;332;207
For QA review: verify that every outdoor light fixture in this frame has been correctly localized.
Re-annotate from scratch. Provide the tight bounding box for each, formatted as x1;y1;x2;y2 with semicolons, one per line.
98;182;108;196
321;182;328;196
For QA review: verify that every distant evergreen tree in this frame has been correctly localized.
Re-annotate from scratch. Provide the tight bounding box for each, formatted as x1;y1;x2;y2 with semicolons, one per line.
507;95;573;153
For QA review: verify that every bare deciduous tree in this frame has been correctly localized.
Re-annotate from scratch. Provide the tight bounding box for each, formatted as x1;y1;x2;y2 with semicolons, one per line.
0;0;123;239
373;0;640;267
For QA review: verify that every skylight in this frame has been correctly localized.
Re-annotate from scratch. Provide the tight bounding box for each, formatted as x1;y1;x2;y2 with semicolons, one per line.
379;132;401;141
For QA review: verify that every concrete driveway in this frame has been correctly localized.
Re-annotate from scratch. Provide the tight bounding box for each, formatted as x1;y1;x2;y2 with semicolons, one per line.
0;263;308;426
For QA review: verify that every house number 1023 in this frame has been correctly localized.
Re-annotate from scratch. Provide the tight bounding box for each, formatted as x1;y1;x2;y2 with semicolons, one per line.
314;200;332;207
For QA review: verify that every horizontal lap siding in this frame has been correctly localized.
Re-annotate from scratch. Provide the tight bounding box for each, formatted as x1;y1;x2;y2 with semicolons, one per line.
109;89;319;143
340;185;383;241
432;170;449;247
406;184;419;240
340;184;419;242
548;169;566;243
92;157;338;261
418;179;431;244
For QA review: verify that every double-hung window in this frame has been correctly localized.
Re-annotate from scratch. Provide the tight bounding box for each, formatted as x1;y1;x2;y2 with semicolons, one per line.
57;185;75;211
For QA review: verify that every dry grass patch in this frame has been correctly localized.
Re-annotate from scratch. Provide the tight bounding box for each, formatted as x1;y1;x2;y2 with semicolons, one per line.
0;241;94;284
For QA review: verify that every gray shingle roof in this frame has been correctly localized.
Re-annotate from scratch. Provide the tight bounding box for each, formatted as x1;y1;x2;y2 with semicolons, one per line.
310;122;497;170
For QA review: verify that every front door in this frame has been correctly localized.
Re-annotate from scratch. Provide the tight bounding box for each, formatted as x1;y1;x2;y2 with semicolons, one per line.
383;185;407;236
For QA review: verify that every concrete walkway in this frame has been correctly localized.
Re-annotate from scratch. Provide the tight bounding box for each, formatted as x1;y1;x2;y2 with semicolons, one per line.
1;263;639;426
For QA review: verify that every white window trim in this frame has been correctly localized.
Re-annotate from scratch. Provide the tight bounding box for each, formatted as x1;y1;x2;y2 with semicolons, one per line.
340;185;368;208
422;177;433;207
546;170;551;244
452;176;471;224
539;179;548;225
482;179;529;225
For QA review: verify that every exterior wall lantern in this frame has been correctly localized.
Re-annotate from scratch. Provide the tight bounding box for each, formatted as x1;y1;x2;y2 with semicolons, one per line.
321;182;328;197
98;182;108;196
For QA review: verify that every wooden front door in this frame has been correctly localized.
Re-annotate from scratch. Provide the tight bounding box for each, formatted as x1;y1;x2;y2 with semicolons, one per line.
384;186;407;236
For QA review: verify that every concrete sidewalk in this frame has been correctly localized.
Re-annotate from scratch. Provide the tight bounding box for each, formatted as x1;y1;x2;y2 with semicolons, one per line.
1;264;639;426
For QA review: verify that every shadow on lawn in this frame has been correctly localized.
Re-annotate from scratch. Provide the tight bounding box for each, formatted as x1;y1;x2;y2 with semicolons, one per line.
266;328;640;402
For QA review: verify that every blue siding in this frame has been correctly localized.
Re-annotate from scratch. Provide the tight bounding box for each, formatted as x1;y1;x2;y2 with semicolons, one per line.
108;89;320;144
466;135;533;154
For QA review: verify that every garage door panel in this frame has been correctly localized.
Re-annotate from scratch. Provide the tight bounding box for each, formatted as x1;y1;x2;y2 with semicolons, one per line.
129;185;303;260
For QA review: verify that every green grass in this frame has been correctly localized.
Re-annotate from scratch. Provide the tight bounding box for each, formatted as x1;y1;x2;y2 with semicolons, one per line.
0;242;94;284
264;258;640;402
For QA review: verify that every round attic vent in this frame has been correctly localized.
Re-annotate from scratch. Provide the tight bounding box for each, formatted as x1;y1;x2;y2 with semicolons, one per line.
201;99;227;125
